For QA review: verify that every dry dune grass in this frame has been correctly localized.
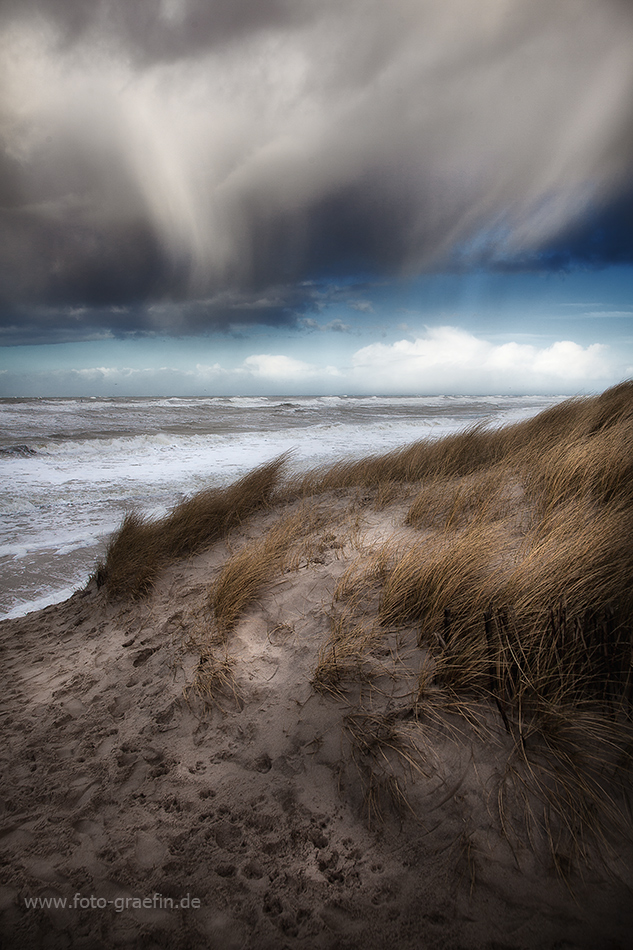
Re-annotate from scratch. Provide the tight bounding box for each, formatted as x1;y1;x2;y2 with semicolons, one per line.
97;454;288;597
379;522;507;632
312;613;382;696
290;381;633;500
97;381;633;860
525;417;633;511
312;543;396;695
208;505;324;636
293;420;504;495
306;382;633;854
197;504;343;702
405;464;524;531
183;647;241;711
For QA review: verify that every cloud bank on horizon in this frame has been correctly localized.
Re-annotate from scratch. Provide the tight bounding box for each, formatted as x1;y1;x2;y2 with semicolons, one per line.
1;325;624;398
1;0;632;394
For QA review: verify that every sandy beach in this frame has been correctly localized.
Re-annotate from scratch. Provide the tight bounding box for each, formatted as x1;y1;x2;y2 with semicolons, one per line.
2;386;633;949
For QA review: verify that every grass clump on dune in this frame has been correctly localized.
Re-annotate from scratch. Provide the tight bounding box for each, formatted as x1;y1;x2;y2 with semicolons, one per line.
405;464;523;531
293;380;633;501
97;455;288;598
208;506;324;636
195;504;335;704
376;389;633;716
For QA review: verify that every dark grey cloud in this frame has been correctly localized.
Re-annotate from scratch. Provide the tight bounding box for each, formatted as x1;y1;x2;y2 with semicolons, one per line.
298;316;352;334
0;210;169;307
460;188;633;273
0;0;316;65
1;0;633;344
532;189;633;270
0;286;311;346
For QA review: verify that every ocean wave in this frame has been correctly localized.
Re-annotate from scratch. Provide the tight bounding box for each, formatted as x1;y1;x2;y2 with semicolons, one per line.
0;582;85;621
0;444;37;458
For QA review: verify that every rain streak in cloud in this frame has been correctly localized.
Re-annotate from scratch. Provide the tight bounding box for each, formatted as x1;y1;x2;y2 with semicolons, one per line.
2;0;633;344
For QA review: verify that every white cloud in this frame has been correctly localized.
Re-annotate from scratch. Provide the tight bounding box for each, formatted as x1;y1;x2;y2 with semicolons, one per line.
194;363;228;378
242;354;317;380
531;340;609;379
351;326;613;392
242;354;341;381
0;328;622;398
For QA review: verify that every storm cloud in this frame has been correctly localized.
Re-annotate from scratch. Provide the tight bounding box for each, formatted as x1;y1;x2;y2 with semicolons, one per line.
2;0;633;342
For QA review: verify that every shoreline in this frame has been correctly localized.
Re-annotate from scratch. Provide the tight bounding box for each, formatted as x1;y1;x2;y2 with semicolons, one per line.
0;393;565;622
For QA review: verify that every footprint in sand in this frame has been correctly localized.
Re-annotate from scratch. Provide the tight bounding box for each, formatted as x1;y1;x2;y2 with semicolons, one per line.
135;831;168;869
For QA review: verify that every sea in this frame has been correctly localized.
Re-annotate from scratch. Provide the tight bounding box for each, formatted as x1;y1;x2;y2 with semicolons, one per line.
0;394;565;620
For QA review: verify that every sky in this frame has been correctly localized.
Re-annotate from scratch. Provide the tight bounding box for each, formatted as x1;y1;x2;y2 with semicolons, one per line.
1;0;633;397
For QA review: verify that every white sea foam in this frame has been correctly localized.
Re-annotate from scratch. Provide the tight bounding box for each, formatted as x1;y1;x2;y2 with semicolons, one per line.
1;583;83;621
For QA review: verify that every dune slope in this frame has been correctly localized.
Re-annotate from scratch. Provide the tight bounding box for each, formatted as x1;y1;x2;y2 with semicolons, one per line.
2;383;633;949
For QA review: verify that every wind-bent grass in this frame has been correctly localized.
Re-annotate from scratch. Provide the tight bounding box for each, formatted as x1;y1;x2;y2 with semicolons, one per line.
97;381;633;862
314;381;633;855
97;454;289;597
293;421;505;495
525;417;633;511
405;464;524;532
208;506;322;636
379;522;508;633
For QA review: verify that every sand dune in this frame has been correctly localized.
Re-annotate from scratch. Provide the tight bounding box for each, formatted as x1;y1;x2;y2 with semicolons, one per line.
2;385;633;948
